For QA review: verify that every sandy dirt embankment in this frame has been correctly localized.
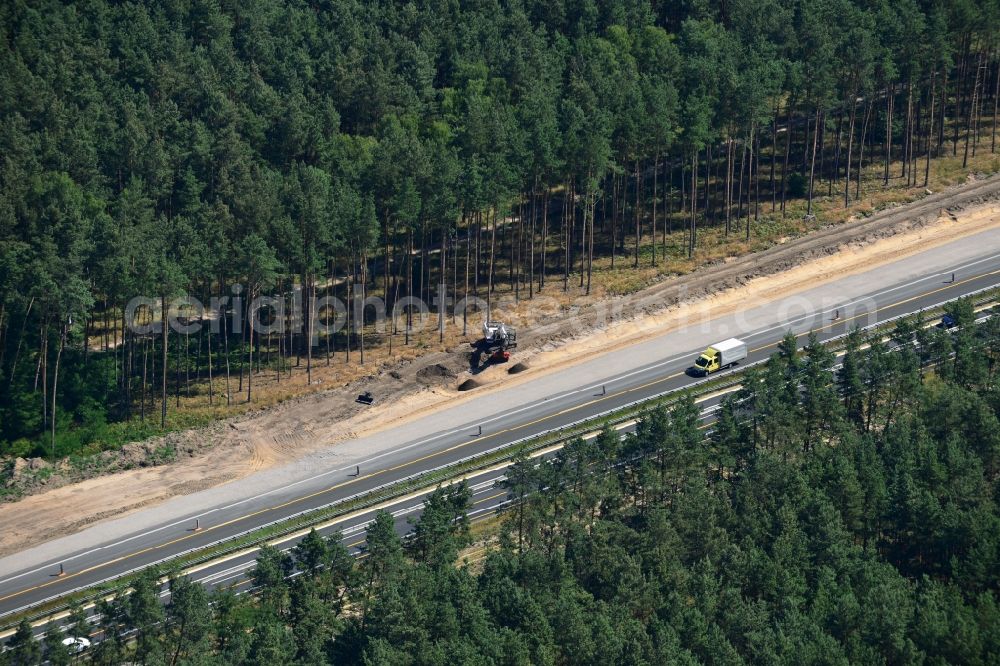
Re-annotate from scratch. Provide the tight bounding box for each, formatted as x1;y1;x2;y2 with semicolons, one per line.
1;175;1000;556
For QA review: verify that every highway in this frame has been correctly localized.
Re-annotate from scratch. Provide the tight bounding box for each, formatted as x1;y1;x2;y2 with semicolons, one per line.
0;226;999;622
0;467;522;645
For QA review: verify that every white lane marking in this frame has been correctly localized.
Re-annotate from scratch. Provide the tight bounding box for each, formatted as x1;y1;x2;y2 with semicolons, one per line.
195;564;256;586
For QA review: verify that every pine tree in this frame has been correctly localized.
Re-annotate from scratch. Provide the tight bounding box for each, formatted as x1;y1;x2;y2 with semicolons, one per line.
7;619;41;666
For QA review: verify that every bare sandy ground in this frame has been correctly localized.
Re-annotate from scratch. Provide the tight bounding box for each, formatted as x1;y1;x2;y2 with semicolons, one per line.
1;176;999;556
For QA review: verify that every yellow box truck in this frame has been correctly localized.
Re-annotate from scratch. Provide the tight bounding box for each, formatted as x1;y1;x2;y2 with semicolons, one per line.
693;338;747;376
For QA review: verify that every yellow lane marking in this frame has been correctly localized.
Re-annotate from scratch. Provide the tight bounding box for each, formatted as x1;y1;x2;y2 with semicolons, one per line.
3;270;996;606
474;491;508;505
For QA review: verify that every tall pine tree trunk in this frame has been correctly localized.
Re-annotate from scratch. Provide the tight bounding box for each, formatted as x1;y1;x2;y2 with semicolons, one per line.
141;334;148;421
737;137;747;225
688;151;697;258
704;144;712;226
488;206;498;316
347;252;354;358
884;83;894;186
771;110;778;211
238;282;248;391
753;132;761;223
954;36;970;155
206;291;213;405
913;82;922;184
540;189;548;292
329;259;336;362
579;180;586;288
384;211;390;311
780;103;794;216
563;180;570;291
439;233;446;343
964;50;983;168
610;171;618;268
652;153;659;266
725;135;734;234
405;233;412;346
857;100;873;200
807;108;820;216
831;106;844;194
464;213;470;335
222;280;232;404
818;109;827;194
247;286;255;401
420;220;427;305
474;211;481;298
359;255;366;365
634;158;640;268
50;323;65;456
175;325;181;408
991;49;999;153
845;85;859;207
512;202;519;294
389;223;404;353
161;293;168;427
746;127;755;240
926;70;937;186
586;171;594;294
619;168;627;255
529;182;536;298
303;274;312;380
514;198;522;302
901;82;912;180
7;297;33;388
124;325;131;419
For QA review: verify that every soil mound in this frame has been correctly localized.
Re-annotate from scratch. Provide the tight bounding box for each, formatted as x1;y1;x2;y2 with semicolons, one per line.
508;362;529;374
457;378;481;391
417;363;456;383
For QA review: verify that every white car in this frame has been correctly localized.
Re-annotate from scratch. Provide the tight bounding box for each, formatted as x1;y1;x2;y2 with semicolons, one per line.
61;636;91;653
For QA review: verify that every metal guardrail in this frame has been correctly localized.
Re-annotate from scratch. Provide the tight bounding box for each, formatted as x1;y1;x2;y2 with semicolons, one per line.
3;284;998;628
